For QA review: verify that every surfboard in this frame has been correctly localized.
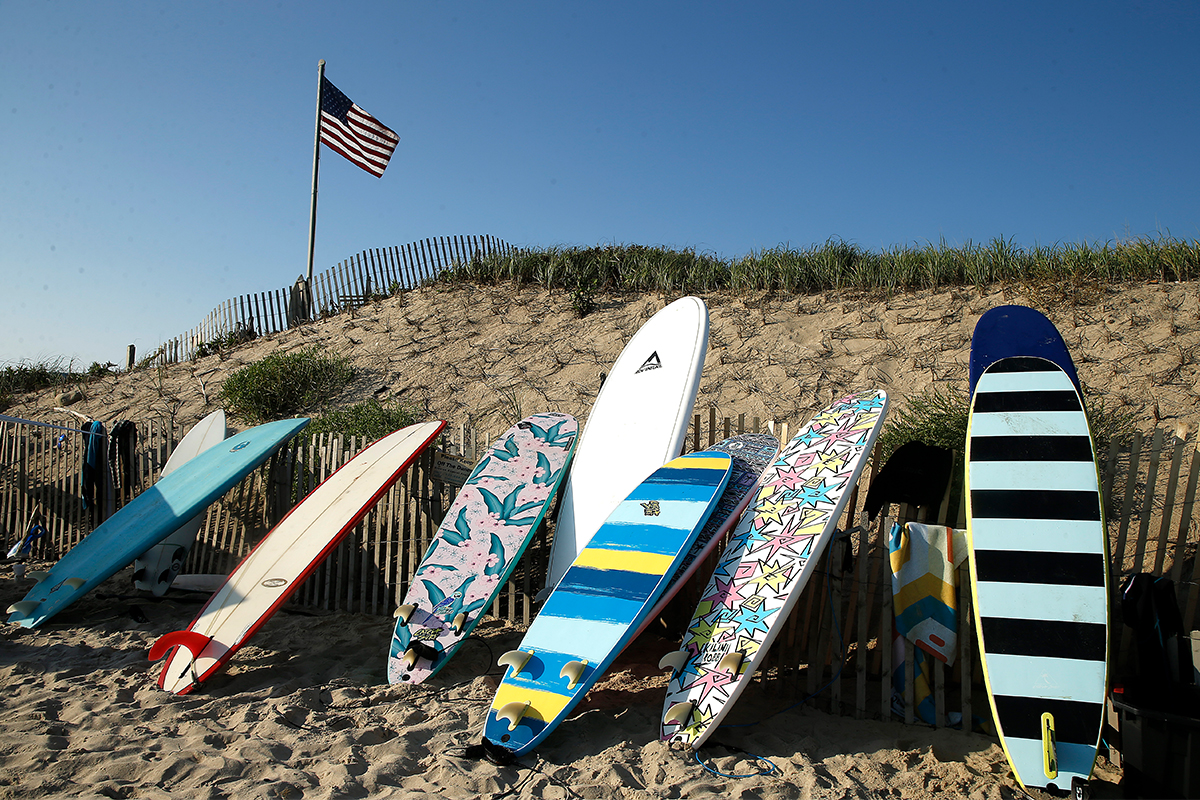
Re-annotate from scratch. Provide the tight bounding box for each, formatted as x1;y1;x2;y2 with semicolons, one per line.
133;410;229;596
150;420;445;694
969;305;1080;396
634;433;779;640
388;412;578;685
659;390;888;750
542;296;709;597
169;574;228;593
484;451;732;756
966;354;1108;795
6;417;309;629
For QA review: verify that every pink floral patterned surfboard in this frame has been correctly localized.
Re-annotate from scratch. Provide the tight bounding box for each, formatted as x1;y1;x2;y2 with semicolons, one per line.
658;390;888;749
388;412;578;685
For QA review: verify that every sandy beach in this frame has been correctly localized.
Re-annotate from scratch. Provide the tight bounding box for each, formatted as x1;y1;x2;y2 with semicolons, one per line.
4;280;1190;798
2;559;1126;800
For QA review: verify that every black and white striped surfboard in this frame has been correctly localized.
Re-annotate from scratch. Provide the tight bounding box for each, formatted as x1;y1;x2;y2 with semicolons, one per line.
966;355;1109;795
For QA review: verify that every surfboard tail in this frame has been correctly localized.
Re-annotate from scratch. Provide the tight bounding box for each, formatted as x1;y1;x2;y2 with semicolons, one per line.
7;600;38;616
148;630;213;662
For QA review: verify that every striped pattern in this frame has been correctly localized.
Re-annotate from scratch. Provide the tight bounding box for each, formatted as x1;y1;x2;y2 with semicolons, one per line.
483;452;731;755
320;76;399;178
967;356;1108;792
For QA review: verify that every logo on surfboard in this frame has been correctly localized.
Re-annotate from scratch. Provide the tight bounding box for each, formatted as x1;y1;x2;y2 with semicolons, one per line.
635;351;662;374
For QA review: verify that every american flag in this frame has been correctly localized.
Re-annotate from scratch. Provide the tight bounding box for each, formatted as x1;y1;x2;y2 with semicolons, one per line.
319;77;398;178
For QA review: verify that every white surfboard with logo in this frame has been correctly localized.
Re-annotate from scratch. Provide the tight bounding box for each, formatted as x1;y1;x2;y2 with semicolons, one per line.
542;296;709;595
150;421;445;694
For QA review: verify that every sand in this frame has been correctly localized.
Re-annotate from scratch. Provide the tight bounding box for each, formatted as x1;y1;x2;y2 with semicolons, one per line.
3;562;1126;800
4;279;1188;798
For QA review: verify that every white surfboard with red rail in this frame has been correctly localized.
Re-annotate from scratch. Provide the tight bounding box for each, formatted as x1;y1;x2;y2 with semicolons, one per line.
150;420;446;694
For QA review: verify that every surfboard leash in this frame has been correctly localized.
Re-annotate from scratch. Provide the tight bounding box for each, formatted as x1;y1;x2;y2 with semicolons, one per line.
690;745;778;778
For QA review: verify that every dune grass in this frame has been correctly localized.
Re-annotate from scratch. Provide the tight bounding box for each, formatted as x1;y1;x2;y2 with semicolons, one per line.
0;359;93;411
448;234;1200;297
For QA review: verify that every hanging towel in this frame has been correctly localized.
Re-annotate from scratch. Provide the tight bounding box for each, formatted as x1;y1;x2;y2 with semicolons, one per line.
889;521;968;726
889;521;968;664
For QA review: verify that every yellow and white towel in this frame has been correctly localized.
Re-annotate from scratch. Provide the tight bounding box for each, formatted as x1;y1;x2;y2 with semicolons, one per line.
889;521;968;664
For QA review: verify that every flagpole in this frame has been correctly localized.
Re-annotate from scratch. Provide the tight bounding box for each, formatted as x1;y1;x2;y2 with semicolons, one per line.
304;59;325;315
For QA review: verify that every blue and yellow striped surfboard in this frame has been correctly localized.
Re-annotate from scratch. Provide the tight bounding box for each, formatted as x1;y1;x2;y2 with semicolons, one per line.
483;451;732;756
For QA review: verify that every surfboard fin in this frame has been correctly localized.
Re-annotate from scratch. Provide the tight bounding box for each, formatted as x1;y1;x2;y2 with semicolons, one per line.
27;570;50;583
64;577;86;590
401;640;439;671
717;650;745;675
1042;711;1058;781
7;600;37;616
559;659;588;690
498;649;533;675
658;650;688;675
664;701;694;727
496;700;530;732
393;603;417;625
451;612;467;636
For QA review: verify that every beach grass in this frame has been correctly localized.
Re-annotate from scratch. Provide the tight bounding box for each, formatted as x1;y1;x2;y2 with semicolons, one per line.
0;359;93;411
449;234;1199;295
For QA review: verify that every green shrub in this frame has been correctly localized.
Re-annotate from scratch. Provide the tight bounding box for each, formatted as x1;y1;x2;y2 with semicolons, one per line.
877;382;1136;475
219;346;355;423
304;399;424;441
877;386;970;464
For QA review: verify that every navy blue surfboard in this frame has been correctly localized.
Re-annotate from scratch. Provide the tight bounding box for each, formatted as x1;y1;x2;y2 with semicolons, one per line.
969;305;1080;396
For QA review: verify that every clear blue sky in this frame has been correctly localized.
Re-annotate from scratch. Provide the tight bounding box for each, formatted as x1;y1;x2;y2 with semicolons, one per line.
3;2;1198;368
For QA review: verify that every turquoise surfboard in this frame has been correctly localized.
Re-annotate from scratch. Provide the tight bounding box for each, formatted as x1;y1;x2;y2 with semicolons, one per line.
7;417;309;629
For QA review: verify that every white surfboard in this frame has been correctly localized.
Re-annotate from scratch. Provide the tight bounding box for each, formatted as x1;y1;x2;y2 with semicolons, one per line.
150;420;446;694
542;296;709;595
133;410;229;595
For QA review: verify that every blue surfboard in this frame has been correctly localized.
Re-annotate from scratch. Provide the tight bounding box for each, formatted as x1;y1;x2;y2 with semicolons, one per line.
483;451;732;756
7;417;309;628
969;305;1080;396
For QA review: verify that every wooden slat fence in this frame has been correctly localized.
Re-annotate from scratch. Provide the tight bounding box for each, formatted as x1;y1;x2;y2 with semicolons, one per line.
152;235;514;365
3;414;1198;735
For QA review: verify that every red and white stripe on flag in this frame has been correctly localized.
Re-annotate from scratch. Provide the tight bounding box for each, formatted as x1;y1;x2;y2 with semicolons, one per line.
319;76;398;178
